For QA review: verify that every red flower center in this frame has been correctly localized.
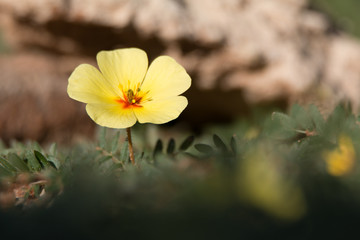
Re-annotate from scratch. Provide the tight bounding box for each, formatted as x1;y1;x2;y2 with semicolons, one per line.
116;89;143;109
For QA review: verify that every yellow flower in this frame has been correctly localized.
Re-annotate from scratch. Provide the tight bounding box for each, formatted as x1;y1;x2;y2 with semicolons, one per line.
323;135;356;176
237;147;306;221
67;48;191;128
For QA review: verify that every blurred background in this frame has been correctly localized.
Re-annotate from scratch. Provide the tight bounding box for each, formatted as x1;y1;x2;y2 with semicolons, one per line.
1;0;360;144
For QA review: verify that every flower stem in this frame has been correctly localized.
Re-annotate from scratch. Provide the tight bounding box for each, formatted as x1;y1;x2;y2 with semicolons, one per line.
126;127;135;165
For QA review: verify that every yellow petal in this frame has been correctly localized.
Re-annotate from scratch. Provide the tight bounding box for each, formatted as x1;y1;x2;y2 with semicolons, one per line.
133;96;188;124
141;56;191;100
97;48;148;92
68;64;117;104
86;103;137;129
323;135;355;176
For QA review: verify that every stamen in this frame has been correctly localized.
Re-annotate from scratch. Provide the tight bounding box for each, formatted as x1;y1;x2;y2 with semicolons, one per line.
127;89;134;103
116;86;150;109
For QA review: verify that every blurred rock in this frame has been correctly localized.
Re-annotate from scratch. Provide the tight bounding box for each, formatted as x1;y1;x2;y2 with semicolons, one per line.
0;53;94;144
1;0;360;142
324;36;360;110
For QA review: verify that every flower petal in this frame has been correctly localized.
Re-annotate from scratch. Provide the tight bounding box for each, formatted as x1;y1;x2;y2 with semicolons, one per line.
97;48;148;93
133;96;188;124
68;64;117;104
86;103;137;129
141;56;191;100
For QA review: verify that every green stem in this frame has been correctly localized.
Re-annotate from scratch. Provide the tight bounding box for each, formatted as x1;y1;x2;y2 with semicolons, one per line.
126;127;135;165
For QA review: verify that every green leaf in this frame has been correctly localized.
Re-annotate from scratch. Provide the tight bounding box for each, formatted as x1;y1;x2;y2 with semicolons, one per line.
31;142;43;152
324;105;347;138
34;150;53;169
271;111;298;139
0;165;13;177
106;163;124;173
195;144;214;154
166;138;175;155
111;131;121;154
7;153;29;172
272;112;297;130
47;156;60;169
49;143;57;156
213;134;227;152
25;151;42;172
0;156;17;173
179;136;195;151
99;155;112;165
308;105;325;134
153;139;163;158
230;136;237;155
290;104;313;130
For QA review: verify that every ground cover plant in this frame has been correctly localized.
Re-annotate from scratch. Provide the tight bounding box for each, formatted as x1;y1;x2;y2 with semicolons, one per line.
1;104;360;239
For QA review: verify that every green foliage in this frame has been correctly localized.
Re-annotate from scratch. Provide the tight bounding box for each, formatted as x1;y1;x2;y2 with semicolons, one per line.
311;0;360;38
179;135;195;151
0;145;58;178
2;104;360;238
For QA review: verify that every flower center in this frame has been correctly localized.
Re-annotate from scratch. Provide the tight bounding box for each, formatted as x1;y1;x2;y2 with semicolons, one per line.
116;82;152;109
127;89;135;104
115;86;144;109
126;89;142;105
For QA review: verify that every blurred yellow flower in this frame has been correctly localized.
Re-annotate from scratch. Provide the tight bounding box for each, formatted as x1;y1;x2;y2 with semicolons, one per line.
237;147;306;221
67;48;191;128
323;135;355;176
